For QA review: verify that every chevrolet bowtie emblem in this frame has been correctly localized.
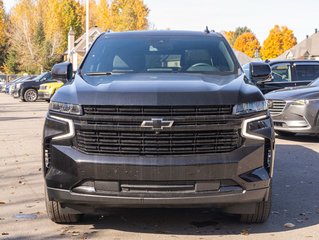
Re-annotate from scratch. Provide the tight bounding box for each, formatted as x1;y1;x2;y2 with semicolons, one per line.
141;118;174;130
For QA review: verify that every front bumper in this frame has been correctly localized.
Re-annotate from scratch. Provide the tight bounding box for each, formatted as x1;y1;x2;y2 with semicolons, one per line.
38;91;53;100
43;113;275;213
11;89;20;98
47;186;268;211
271;101;319;134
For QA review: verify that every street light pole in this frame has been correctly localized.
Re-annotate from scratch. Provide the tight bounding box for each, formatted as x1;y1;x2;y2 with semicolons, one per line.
86;0;89;52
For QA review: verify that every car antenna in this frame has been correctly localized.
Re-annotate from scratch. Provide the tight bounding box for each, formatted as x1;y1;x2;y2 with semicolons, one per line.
204;26;210;34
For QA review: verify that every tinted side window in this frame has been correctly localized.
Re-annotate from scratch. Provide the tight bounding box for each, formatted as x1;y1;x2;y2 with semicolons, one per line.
271;64;292;82
295;65;319;81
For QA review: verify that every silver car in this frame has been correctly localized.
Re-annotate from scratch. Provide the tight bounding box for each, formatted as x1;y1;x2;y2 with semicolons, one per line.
265;78;319;136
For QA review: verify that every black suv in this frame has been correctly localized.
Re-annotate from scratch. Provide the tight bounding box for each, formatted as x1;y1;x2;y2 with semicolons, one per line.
244;60;319;93
43;31;275;224
15;72;53;102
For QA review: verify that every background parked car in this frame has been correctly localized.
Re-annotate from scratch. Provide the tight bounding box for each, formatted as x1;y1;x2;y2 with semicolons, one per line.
265;78;319;137
38;81;64;102
17;72;53;102
11;76;36;97
244;60;319;93
0;79;6;91
4;76;25;94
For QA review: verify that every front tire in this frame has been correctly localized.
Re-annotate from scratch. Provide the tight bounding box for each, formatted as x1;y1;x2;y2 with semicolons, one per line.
240;187;272;224
45;188;81;223
24;89;38;102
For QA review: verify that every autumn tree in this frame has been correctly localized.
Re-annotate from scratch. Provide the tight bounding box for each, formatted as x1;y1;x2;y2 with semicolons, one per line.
260;25;297;60
0;0;5;44
225;26;252;46
281;26;297;52
224;31;234;45
110;0;149;31
233;32;260;58
7;0;38;73
40;0;64;54
88;0;98;27
4;0;84;73
0;0;7;67
92;0;111;31
2;0;150;73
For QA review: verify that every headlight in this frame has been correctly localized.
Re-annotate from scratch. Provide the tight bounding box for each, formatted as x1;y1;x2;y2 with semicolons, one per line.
49;102;83;115
16;83;22;89
40;85;47;90
290;99;309;105
233;100;267;115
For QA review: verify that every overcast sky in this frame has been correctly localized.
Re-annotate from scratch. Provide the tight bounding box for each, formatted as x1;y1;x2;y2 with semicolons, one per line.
4;0;319;43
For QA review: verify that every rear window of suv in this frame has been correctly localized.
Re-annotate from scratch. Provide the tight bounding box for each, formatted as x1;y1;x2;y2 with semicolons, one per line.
81;34;238;75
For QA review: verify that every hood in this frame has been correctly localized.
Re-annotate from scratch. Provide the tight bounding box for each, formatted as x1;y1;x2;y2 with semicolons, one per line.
52;73;264;106
265;85;319;100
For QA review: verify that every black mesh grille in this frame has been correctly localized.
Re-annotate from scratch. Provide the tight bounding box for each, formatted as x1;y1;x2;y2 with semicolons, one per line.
75;105;240;155
83;105;233;116
75;130;240;155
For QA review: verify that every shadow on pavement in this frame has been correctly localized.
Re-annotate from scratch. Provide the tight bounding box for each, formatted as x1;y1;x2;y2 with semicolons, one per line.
0;116;43;121
276;134;319;143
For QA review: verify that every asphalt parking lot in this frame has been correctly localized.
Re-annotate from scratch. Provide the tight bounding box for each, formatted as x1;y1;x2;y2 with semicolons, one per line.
1;93;319;240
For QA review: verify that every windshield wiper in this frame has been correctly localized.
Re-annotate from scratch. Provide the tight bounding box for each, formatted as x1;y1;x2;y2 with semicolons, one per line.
85;70;134;76
85;72;113;76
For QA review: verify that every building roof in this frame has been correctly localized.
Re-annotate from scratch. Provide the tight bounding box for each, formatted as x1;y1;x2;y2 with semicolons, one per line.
66;26;103;55
234;50;253;65
275;31;319;60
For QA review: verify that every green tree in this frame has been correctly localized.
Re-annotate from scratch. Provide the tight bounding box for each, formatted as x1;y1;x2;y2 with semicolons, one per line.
61;0;84;48
2;50;19;74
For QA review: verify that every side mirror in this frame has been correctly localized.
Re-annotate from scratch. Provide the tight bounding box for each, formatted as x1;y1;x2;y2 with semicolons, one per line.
249;62;272;84
51;62;73;83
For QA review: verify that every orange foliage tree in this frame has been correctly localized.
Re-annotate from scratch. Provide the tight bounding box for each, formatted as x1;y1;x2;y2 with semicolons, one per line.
233;32;261;58
224;31;234;45
224;27;252;46
260;25;297;60
0;0;5;45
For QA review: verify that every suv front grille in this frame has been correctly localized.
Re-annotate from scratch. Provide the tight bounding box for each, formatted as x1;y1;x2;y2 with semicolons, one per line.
83;105;233;116
75;130;240;155
75;105;241;155
268;100;286;115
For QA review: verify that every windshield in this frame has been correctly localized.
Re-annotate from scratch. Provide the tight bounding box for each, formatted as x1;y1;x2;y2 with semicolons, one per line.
81;35;238;75
33;72;49;81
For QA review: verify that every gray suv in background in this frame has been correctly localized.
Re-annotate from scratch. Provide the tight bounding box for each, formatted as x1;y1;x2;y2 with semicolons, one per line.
43;30;275;224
